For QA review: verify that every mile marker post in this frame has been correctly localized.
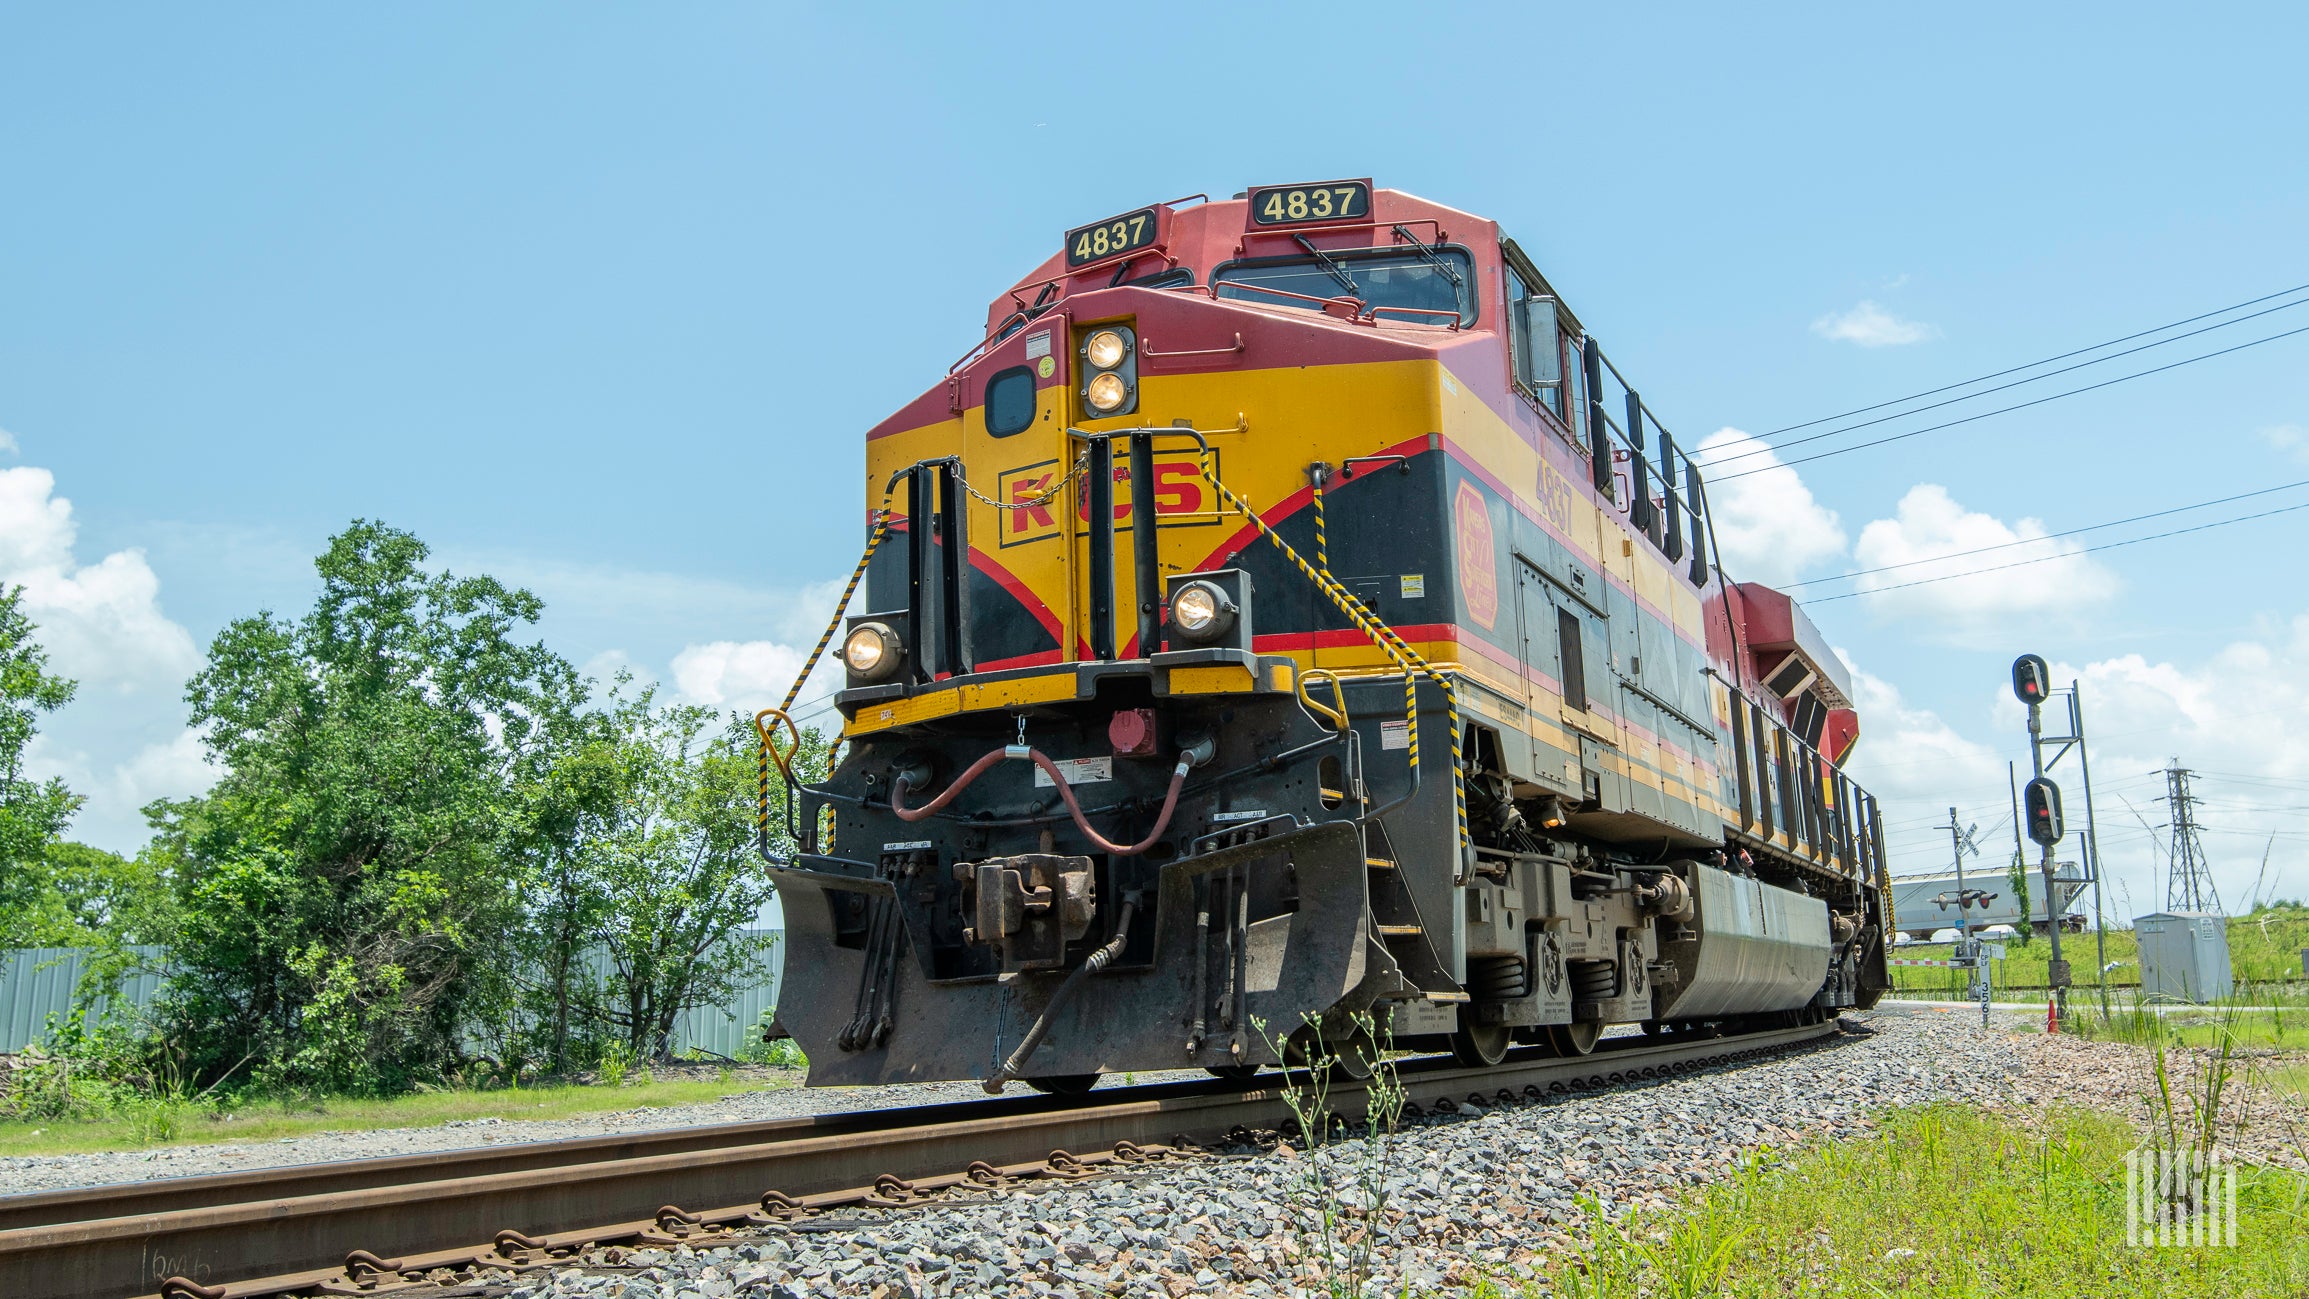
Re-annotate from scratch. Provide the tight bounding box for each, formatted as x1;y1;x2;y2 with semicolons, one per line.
2013;654;2071;1025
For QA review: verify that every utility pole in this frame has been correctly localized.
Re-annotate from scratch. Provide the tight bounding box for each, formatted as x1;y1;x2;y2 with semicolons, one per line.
2164;763;2222;913
2064;681;2111;1016
2013;655;2071;1021
1938;805;1989;1026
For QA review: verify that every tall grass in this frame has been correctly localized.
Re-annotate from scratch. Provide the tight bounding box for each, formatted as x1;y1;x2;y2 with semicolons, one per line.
1485;1105;2309;1298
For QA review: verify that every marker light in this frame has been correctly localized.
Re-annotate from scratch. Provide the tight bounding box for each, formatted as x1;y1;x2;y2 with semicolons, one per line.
1084;329;1129;370
1170;580;1236;642
843;622;905;682
1085;371;1130;413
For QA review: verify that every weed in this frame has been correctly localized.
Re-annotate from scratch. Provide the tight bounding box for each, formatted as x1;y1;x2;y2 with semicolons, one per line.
596;1039;635;1088
1257;1009;1406;1299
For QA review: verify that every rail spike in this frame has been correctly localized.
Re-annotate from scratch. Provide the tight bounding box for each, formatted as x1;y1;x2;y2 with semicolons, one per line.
344;1248;407;1281
160;1280;228;1299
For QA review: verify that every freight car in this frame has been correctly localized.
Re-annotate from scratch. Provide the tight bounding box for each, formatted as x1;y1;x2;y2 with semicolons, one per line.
755;182;1895;1092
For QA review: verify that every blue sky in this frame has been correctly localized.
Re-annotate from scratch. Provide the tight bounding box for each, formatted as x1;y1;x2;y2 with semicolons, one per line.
6;5;2306;923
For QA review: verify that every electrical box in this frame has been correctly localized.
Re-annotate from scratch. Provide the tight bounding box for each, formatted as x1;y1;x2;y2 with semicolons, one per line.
2134;912;2232;1004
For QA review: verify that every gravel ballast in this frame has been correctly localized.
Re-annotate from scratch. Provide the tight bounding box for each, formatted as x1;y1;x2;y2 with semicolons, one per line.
419;1009;2136;1299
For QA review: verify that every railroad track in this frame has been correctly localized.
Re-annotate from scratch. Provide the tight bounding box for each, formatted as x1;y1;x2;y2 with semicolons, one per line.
2;1020;1840;1299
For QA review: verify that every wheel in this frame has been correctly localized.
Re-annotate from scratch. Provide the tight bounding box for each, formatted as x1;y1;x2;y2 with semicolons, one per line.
1205;1064;1261;1083
1549;1022;1603;1056
1288;1026;1377;1080
1025;1073;1101;1097
1450;1021;1511;1068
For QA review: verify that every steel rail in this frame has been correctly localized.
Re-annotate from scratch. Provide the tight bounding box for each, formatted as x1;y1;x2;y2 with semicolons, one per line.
2;1020;1838;1299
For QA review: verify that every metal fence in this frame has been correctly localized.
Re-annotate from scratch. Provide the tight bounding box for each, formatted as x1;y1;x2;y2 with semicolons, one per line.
1;932;785;1060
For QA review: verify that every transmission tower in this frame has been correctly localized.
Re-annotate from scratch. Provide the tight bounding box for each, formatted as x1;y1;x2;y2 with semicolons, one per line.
2163;762;2222;913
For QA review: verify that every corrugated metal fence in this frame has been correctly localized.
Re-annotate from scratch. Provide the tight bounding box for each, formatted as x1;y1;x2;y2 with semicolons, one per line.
1;932;785;1060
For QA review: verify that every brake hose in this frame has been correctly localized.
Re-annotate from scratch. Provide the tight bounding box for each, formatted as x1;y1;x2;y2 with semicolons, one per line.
890;745;1193;857
984;894;1138;1093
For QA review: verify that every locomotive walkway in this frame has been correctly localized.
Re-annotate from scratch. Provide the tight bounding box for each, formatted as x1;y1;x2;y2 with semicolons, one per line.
0;1022;1836;1299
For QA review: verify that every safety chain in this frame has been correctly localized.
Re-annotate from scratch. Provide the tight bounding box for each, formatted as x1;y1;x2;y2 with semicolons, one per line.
754;486;900;853
1199;453;1469;852
760;444;1473;859
953;449;1094;512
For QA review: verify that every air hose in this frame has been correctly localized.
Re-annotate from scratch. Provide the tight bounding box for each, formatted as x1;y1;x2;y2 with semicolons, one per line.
890;747;1193;857
984;894;1138;1094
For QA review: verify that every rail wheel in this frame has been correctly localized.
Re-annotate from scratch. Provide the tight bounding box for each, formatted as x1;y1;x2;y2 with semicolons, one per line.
1025;1074;1101;1097
1288;1026;1377;1080
1450;1021;1511;1068
1205;1064;1261;1083
1549;1022;1603;1056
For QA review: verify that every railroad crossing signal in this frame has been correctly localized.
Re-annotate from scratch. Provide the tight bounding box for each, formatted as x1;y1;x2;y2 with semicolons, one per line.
2011;653;2052;706
2024;776;2065;846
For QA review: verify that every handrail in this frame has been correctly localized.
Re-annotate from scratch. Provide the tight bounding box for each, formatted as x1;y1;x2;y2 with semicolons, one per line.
1236;218;1446;251
1140;331;1245;361
753;707;804;781
1297;667;1350;732
1363;303;1464;330
1215;279;1367;315
1341;453;1410;479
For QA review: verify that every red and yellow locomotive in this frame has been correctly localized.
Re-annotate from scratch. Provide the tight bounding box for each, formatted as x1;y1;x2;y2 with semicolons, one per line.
758;182;1893;1091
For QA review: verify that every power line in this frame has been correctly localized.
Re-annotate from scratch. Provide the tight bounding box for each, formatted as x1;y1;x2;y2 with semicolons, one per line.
1748;280;2309;441
1785;478;2309;589
1713;322;2309;481
1807;496;2309;602
1706;291;2309;466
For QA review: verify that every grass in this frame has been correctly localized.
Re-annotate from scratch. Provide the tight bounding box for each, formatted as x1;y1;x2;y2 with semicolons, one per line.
1889;905;2309;1000
0;1072;797;1159
1471;1104;2309;1299
2063;994;2309;1050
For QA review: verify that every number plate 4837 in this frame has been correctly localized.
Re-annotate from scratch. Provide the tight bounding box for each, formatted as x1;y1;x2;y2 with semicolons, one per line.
1065;207;1162;267
1248;179;1371;226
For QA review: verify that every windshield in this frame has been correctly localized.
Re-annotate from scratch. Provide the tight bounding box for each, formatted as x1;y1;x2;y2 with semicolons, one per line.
1214;246;1476;325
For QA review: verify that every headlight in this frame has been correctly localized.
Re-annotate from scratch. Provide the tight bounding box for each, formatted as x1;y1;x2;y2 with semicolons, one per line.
843;621;905;682
1170;580;1236;641
1084;371;1130;413
1084;329;1129;370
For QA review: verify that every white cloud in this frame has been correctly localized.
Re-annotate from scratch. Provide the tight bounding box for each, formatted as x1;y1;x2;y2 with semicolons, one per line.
1851;485;2119;645
1811;300;1939;347
1843;619;2309;929
110;730;217;810
2038;623;2309;914
1838;656;2006;811
668;638;846;720
0;465;200;692
1695;427;1847;584
2261;423;2309;464
0;426;19;455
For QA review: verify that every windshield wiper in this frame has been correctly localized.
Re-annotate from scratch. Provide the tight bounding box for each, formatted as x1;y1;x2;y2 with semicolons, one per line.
1392;225;1462;288
1292;234;1362;297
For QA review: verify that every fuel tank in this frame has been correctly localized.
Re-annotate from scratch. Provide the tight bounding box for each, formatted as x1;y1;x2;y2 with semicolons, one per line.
1653;862;1831;1020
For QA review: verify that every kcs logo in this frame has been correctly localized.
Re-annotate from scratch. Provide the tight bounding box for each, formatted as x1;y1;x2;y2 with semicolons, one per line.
994;454;1222;548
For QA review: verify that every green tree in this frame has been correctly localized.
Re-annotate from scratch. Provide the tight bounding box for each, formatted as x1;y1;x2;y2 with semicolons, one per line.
4;842;164;947
506;703;620;1073
579;688;784;1061
0;585;82;943
154;521;586;1091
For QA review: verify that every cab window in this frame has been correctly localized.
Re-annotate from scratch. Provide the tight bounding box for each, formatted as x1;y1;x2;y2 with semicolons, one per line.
1214;245;1476;325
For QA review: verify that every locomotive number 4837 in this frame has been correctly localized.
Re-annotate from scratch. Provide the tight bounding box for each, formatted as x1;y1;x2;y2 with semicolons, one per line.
1065;208;1160;266
1250;180;1370;225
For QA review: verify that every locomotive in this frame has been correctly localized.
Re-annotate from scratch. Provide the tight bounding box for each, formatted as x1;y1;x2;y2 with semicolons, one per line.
757;182;1894;1092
